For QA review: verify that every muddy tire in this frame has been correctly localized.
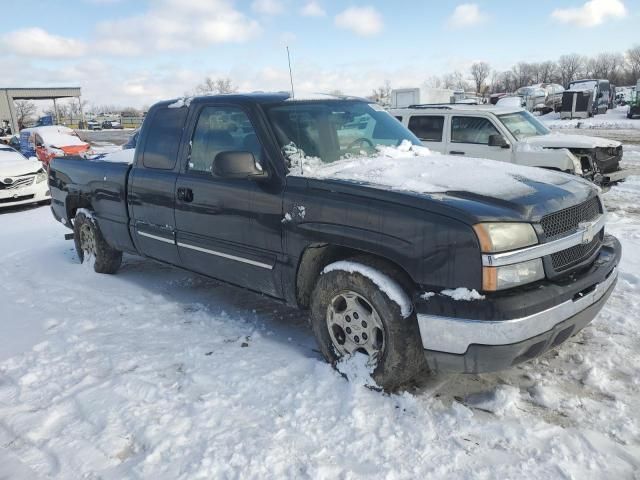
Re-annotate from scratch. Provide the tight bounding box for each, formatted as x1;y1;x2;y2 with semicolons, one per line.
310;261;427;391
73;211;122;274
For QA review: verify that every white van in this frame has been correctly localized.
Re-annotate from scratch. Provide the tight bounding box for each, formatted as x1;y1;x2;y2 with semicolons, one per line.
390;104;622;182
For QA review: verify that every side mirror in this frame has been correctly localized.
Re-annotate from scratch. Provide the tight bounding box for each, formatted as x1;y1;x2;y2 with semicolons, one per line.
29;156;38;161
488;134;509;148
212;151;267;180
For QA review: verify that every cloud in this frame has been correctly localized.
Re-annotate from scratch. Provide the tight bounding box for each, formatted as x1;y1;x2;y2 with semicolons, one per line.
2;28;87;58
95;0;261;55
447;4;488;28
334;6;383;36
251;0;285;15
300;1;326;17
551;0;627;27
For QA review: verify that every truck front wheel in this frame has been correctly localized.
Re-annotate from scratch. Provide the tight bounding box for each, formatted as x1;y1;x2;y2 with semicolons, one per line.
310;262;427;391
73;211;122;274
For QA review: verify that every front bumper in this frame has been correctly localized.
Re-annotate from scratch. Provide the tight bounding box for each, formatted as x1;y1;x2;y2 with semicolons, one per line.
416;235;621;373
0;181;50;209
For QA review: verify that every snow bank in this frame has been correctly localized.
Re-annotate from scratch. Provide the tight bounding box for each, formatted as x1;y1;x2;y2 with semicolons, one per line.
322;260;412;317
1;167;639;478
290;140;570;200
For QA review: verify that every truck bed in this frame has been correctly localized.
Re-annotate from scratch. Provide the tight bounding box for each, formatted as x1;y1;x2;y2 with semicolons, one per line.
49;156;134;252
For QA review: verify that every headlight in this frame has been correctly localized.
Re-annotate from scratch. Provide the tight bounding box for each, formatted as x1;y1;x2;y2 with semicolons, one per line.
567;151;582;175
36;171;47;183
473;223;538;253
482;259;545;291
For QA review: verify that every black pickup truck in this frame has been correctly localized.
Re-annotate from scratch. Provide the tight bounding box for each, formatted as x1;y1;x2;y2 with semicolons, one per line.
49;93;621;390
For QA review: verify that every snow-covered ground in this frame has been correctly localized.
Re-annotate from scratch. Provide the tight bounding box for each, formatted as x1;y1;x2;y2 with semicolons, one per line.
541;106;639;131
1;163;640;478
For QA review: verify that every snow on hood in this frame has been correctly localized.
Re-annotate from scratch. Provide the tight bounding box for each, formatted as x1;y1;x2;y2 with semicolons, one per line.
289;140;578;200
0;151;42;177
523;133;621;149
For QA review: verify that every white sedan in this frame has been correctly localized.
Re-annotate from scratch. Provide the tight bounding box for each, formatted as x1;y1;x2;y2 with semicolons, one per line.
0;146;50;209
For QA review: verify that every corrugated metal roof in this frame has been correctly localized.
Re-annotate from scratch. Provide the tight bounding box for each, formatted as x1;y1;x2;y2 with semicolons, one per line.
1;87;81;99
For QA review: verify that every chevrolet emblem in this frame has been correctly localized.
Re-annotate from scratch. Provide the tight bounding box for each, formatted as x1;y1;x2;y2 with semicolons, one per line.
578;221;597;245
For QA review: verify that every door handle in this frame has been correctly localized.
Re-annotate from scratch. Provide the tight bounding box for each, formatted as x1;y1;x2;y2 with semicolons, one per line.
177;187;194;202
449;151;465;155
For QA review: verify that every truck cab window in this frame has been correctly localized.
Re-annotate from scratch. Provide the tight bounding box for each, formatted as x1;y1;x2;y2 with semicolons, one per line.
451;116;500;145
408;115;444;141
189;106;262;174
142;107;187;170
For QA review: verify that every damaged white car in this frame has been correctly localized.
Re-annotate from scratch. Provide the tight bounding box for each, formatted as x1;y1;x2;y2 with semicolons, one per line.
391;105;622;183
0;146;50;209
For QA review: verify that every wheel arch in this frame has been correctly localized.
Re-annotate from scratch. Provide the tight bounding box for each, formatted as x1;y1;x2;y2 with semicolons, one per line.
295;243;416;309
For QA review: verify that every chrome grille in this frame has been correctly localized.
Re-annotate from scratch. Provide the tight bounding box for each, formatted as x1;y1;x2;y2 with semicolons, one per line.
541;197;601;240
0;176;35;190
551;232;603;272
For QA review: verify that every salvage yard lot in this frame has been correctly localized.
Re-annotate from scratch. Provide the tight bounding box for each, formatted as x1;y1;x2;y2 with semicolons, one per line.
1;146;639;478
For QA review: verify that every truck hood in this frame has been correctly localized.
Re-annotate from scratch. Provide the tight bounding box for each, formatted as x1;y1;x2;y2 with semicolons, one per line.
294;142;596;223
0;159;43;177
522;133;621;149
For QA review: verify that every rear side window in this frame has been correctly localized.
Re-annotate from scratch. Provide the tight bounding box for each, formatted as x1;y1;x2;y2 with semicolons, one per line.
408;115;444;141
142;107;187;170
451;116;499;145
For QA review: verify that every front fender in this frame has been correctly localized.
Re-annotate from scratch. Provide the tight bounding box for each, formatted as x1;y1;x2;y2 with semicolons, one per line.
514;148;578;173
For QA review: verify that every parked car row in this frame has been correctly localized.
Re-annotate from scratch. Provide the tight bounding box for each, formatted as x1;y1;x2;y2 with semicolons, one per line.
47;92;620;390
86;120;124;130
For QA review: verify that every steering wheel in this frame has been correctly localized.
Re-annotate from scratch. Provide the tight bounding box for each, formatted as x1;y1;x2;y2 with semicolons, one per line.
347;137;375;150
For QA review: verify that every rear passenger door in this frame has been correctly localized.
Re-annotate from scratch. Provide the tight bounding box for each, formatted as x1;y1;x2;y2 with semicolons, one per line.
407;115;446;153
173;104;283;297
128;106;187;265
448;115;512;163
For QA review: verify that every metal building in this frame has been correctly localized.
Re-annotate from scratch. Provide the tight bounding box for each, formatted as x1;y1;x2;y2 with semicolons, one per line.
0;87;82;133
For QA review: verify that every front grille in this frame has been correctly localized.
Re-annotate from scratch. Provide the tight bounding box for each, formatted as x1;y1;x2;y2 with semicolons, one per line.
0;194;35;204
541;196;601;240
0;176;35;190
551;232;603;272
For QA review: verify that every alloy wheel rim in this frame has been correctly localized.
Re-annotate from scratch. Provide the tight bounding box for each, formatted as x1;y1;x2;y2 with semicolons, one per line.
326;290;385;362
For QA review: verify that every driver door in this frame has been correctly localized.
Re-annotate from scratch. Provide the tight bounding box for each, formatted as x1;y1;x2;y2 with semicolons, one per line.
174;104;283;297
447;115;512;163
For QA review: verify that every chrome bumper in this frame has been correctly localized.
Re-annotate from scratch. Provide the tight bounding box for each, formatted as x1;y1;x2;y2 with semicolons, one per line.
417;266;617;354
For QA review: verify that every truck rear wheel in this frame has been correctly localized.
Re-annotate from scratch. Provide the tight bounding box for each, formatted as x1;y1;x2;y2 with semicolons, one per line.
310;262;427;391
73;211;122;274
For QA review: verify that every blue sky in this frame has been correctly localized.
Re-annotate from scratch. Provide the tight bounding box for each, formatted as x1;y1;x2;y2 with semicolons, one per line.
0;0;637;107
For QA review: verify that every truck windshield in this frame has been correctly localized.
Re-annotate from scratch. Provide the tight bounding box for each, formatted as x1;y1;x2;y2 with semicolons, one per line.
498;111;550;140
265;101;420;165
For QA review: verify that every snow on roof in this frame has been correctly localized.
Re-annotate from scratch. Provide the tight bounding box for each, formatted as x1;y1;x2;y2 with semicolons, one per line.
21;125;87;147
289;140;571;200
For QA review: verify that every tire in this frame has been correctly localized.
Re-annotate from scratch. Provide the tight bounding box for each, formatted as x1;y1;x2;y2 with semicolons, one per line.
310;261;427;391
73;211;122;274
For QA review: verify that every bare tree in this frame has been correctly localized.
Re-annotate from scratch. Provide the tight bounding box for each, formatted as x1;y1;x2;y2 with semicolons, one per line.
626;45;640;82
470;62;491;96
537;61;558;83
369;80;392;105
558;54;584;87
442;71;469;90
195;77;237;95
511;62;534;89
14;100;37;128
423;75;444;89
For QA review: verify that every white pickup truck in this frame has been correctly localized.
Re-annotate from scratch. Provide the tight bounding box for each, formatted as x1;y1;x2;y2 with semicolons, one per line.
390;105;622;183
